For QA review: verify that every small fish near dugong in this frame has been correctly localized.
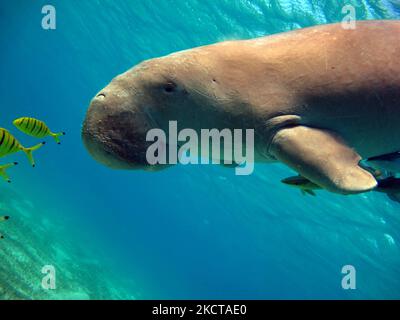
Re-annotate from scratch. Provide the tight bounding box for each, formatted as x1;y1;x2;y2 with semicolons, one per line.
366;152;400;176
82;20;400;194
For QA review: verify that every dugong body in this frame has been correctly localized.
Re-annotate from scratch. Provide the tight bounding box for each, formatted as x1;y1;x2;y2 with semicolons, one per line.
83;20;400;194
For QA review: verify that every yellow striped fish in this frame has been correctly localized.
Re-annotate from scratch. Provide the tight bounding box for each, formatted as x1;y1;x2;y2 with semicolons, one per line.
13;117;65;144
0;162;18;183
0;215;9;239
0;128;45;169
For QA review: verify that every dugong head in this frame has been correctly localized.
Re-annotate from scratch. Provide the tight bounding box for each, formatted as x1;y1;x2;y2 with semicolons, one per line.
82;49;253;170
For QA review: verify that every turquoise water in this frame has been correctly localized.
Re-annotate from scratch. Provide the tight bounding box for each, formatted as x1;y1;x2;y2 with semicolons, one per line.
0;0;399;299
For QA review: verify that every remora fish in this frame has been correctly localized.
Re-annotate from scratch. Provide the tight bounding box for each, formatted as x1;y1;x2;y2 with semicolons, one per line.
281;175;321;196
283;174;400;204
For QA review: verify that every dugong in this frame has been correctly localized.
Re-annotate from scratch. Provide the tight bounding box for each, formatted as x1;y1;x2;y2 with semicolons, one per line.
82;20;400;194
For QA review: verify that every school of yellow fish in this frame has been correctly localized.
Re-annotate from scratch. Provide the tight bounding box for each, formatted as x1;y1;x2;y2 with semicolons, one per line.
0;117;65;182
0;117;64;239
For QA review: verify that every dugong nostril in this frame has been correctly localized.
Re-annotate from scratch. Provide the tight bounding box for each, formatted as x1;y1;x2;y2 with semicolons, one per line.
96;93;106;100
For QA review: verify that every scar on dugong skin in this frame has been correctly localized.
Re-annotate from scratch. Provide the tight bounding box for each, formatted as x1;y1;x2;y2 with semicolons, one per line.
82;20;400;195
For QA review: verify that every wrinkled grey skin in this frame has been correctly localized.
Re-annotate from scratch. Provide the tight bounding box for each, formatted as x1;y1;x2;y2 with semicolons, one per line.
82;20;400;179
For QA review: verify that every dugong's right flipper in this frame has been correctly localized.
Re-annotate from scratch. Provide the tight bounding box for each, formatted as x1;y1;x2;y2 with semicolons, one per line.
269;126;377;194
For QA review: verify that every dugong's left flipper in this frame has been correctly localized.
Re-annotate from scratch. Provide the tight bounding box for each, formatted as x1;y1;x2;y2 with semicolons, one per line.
269;126;377;194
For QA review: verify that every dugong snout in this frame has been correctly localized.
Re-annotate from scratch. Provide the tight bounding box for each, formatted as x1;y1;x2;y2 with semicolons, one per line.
82;87;156;170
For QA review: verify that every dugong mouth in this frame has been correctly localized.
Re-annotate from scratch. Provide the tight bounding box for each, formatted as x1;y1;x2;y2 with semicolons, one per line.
82;124;138;170
82;94;163;171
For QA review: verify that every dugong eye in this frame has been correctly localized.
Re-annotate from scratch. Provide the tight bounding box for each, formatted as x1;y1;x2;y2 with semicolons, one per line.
163;82;177;93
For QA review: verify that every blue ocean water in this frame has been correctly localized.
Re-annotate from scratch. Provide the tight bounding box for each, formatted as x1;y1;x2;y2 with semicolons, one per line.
0;0;399;299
